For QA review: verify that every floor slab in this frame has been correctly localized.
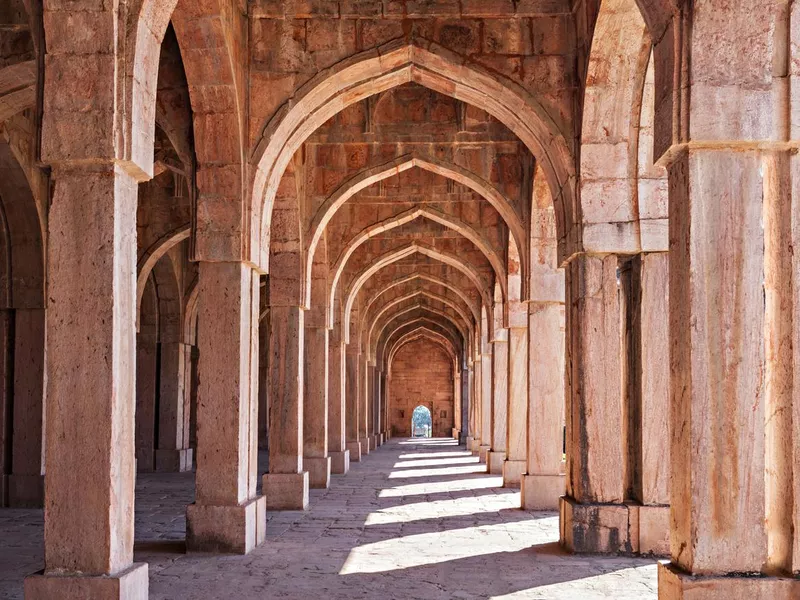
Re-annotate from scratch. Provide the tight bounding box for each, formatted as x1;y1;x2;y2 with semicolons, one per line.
0;439;658;599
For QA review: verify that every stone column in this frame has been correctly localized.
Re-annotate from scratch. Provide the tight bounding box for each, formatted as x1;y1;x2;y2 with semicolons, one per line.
135;328;158;473
375;367;383;445
8;309;46;506
327;326;349;474
25;165;148;596
521;301;565;509
503;323;527;486
258;313;269;450
366;363;376;450
629;253;670;553
187;262;265;553
345;348;362;461
264;305;309;510
479;348;492;462
561;253;628;553
155;341;193;472
466;358;477;450
461;363;470;445
303;324;330;488
488;330;508;475
359;356;370;454
657;148;800;596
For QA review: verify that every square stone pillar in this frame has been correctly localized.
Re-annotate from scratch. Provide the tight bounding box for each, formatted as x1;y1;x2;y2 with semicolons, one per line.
504;322;527;487
155;341;193;473
8;308;46;507
561;253;629;553
366;363;376;444
345;349;362;461
489;331;508;475
358;355;370;454
479;350;492;461
303;325;330;489
521;301;565;510
25;166;148;598
327;328;349;474
187;262;266;553
264;305;309;510
657;149;800;596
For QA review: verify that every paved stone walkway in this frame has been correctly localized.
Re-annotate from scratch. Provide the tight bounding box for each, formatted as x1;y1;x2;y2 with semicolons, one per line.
0;438;658;599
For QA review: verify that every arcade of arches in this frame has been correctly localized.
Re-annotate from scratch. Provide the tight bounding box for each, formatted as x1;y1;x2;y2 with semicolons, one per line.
0;0;798;598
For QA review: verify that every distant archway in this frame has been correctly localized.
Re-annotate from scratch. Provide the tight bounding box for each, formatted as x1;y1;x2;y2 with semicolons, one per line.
411;406;432;438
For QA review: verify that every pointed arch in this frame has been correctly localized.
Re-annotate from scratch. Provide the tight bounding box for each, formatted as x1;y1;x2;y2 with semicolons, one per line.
137;225;191;327
251;37;576;269
342;242;492;342
307;153;525;308
328;205;505;327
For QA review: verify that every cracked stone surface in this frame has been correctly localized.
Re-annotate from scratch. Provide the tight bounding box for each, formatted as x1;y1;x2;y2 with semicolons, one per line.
0;438;658;599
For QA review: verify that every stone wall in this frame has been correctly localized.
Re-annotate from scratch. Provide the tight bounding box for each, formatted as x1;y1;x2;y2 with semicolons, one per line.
390;338;454;437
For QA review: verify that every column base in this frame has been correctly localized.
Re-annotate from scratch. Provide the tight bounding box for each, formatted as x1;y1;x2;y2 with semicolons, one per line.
465;436;475;451
658;562;800;599
367;435;377;451
263;472;309;510
379;433;385;445
154;448;193;472
25;562;148;600
478;444;491;463
186;495;266;554
451;428;459;440
361;439;370;455
7;473;44;507
488;451;506;475
520;473;564;510
329;450;350;474
346;441;362;462
305;456;331;489
559;496;669;555
384;429;391;440
502;460;525;487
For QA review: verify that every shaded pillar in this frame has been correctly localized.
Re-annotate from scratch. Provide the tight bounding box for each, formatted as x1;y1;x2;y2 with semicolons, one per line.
359;355;370;454
327;326;349;474
479;349;492;462
8;309;46;507
186;262;265;553
264;305;309;510
135;313;158;473
522;301;565;509
503;323;527;486
345;349;362;461
561;253;628;553
303;325;330;489
155;341;193;472
25;165;148;597
488;330;508;475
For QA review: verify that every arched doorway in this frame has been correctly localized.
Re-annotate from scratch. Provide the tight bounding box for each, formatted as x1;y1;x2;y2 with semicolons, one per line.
411;406;432;438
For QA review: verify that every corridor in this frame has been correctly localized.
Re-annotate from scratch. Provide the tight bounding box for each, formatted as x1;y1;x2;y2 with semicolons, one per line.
2;439;657;600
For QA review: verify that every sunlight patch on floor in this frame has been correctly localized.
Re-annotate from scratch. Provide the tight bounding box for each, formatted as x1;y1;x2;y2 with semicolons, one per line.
397;451;474;459
365;493;520;525
387;464;487;479
488;564;660;600
340;517;560;574
392;456;481;469
379;475;504;498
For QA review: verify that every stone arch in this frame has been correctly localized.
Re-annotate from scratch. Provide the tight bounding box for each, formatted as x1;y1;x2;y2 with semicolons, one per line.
183;275;200;346
342;242;493;342
0;60;36;123
387;328;458;374
137;224;190;327
308;153;525;309
328;205;506;328
379;317;462;370
367;290;473;359
151;256;183;343
580;0;662;255
364;273;481;329
375;303;468;353
251;37;576;270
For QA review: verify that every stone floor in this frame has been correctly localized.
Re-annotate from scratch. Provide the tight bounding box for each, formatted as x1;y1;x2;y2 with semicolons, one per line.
0;438;658;599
